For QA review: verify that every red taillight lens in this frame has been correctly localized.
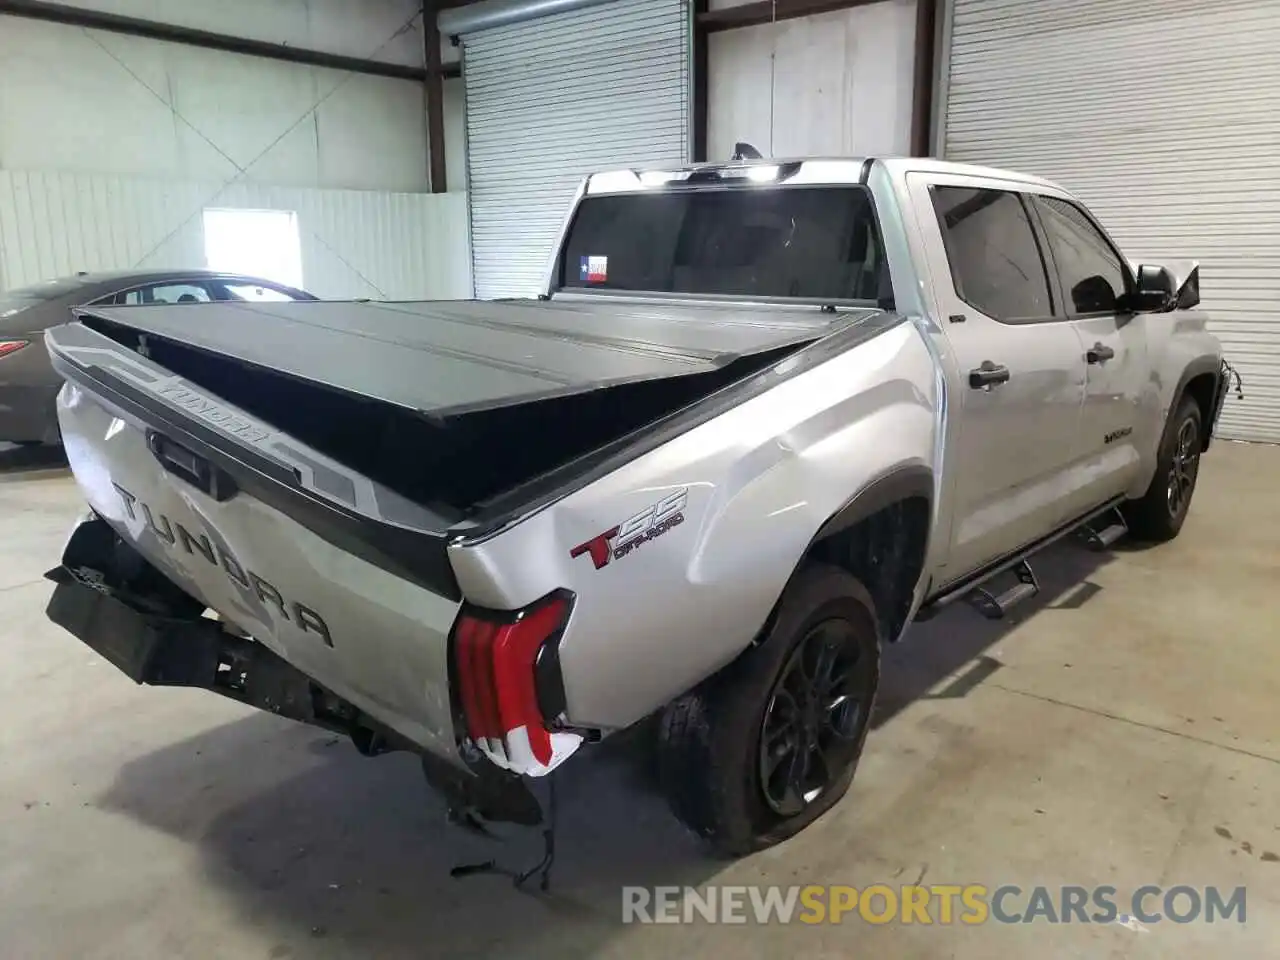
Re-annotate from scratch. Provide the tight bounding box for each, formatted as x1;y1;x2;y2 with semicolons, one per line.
453;593;571;770
0;340;29;359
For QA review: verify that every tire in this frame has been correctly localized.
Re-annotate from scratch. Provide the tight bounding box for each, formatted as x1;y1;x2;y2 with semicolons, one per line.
1123;395;1203;542
656;564;880;857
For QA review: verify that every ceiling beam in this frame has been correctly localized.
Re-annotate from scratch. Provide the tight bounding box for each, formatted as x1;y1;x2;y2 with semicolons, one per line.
698;0;889;33
0;0;460;82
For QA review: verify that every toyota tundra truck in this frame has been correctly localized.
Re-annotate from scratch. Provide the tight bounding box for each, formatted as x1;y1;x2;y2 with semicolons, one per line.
43;157;1232;860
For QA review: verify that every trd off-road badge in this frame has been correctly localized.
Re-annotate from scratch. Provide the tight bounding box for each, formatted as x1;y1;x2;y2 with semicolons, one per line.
569;488;688;570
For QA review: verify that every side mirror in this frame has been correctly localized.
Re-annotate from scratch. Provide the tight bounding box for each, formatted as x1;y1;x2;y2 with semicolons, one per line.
1129;264;1176;312
1172;263;1201;309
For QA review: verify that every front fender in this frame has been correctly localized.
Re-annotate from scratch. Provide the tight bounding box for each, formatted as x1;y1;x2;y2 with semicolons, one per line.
1129;313;1223;498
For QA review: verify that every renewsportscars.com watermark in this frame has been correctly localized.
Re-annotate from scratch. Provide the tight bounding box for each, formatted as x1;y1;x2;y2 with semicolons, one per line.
621;884;1248;926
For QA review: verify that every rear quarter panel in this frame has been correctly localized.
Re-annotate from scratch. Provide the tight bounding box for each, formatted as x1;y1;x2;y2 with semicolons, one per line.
450;321;941;731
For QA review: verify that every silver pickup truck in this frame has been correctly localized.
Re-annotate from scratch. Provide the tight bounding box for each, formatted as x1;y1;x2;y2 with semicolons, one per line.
44;157;1232;861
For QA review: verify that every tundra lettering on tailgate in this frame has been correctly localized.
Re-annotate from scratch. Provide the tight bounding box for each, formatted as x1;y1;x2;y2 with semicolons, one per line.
157;384;271;446
112;482;333;647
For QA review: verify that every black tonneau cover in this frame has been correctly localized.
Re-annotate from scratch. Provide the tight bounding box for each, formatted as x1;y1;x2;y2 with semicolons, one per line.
74;298;872;418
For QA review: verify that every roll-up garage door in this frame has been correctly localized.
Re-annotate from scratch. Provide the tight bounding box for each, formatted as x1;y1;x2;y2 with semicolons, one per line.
460;0;690;300
940;0;1279;442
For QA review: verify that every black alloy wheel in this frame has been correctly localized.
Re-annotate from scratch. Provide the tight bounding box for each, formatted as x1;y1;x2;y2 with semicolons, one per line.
657;564;881;857
1166;415;1200;520
758;617;875;817
1123;395;1203;542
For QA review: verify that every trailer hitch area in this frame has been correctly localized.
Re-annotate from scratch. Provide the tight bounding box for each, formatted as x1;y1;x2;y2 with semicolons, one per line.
43;559;418;755
423;751;559;893
420;750;544;830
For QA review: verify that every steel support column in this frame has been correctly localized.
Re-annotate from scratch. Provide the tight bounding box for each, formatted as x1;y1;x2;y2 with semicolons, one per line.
424;4;449;192
691;0;709;162
909;0;938;156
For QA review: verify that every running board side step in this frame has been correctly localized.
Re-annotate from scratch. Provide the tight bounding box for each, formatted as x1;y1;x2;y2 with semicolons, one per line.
1078;506;1128;551
967;559;1039;620
914;496;1127;623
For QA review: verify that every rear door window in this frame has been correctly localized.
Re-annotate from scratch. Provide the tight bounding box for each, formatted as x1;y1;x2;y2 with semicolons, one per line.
929;185;1054;322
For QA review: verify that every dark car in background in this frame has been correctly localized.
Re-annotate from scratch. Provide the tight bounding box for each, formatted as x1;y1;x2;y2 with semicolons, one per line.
0;269;316;445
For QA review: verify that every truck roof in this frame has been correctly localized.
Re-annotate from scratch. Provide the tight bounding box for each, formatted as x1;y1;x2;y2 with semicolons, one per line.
583;156;1072;198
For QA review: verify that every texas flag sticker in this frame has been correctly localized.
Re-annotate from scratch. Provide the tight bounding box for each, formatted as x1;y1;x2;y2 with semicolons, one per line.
579;255;608;283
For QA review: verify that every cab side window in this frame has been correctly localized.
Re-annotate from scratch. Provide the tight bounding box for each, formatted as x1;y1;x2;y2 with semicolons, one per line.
118;283;213;305
930;185;1054;322
1032;195;1128;315
211;281;297;302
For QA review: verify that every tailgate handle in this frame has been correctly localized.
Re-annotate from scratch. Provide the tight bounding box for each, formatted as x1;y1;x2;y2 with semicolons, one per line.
146;431;239;502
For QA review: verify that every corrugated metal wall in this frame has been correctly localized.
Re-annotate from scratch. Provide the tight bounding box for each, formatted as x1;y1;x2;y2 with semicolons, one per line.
461;0;691;300
0;169;472;300
940;0;1278;442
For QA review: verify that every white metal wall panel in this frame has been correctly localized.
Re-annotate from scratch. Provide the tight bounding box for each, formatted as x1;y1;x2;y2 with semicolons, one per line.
708;0;918;161
462;0;690;300
941;0;1279;442
0;169;472;300
0;14;434;194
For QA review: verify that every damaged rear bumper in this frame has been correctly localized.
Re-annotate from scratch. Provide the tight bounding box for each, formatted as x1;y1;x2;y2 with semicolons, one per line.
45;567;413;754
44;545;545;828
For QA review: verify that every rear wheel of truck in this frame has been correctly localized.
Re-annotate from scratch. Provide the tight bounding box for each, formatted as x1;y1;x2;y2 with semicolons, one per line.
657;564;880;857
1123;395;1203;542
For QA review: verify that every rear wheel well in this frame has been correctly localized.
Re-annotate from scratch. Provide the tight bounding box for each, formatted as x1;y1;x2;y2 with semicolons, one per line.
806;497;930;642
1182;372;1218;450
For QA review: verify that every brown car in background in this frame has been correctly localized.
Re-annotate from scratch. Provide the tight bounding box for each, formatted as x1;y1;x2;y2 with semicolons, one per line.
0;269;316;445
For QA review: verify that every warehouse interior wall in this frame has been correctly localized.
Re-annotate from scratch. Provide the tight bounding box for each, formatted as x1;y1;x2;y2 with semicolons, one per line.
0;169;471;300
0;0;470;297
707;0;918;161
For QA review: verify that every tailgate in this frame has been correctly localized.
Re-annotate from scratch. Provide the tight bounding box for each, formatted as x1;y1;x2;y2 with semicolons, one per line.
48;323;465;762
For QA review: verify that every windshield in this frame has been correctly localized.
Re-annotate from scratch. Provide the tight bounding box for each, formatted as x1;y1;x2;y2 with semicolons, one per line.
559;185;889;303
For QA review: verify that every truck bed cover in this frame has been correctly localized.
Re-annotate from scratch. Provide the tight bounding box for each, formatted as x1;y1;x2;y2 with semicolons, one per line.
73;298;872;419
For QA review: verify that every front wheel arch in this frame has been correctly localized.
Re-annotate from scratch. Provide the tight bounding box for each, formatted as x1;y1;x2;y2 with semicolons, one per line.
1166;356;1224;452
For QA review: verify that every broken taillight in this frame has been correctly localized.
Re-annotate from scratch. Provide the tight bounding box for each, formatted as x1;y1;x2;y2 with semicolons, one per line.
0;340;29;359
452;591;579;776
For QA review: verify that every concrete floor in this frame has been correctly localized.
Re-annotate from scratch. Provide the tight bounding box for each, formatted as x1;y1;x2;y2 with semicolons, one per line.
1;440;1277;959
